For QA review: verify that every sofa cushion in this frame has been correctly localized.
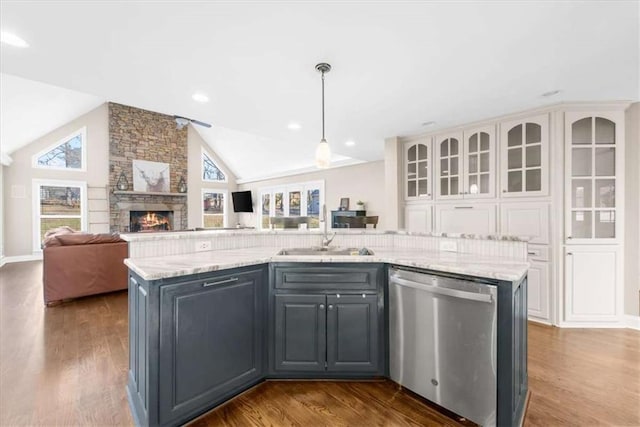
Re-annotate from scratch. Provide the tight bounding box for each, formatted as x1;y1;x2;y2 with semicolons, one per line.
55;233;124;246
42;226;78;247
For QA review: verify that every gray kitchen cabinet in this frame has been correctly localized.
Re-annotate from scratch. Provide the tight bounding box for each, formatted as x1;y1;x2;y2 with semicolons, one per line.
269;263;386;377
326;293;379;372
274;294;326;371
127;265;267;427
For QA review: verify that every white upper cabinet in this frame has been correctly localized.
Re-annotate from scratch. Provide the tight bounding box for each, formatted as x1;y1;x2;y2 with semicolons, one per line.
435;126;496;200
565;111;623;244
499;114;549;197
404;139;432;200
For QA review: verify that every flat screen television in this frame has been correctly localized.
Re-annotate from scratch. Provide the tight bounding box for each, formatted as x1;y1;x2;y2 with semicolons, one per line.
231;191;253;213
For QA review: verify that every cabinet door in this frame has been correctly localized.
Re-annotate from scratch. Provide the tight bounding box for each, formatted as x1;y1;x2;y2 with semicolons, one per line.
158;269;264;425
404;204;433;233
435;132;463;200
565;112;623;244
564;246;622;323
435;203;497;234
463;125;496;198
326;294;379;372
405;139;432;200
527;260;550;322
500;114;549;197
274;294;326;372
500;202;550;244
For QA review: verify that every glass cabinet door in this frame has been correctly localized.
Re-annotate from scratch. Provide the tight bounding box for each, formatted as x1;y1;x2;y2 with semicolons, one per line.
405;140;431;199
566;114;618;241
436;134;462;199
500;115;549;197
463;126;495;198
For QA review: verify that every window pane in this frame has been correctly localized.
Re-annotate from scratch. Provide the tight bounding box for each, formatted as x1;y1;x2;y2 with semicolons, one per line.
408;162;416;178
572;211;592;238
525;123;541;144
289;191;301;216
37;134;82;169
450;177;459;195
572;148;592;176
508;125;522;147
440;158;449;176
595;147;615;176
508;148;522;169
595;118;615;144
508;171;522;192
408;145;417;162
450;138;459;156
203;192;224;215
468;154;478;174
261;194;270;229
525;169;541;192
40;186;81;215
572;179;592;208
450;157;458;175
572;118;592;145
525;145;541;168
418;179;428;197
440;140;448;157
469;134;478;153
274;192;284;216
480;153;490;173
417;144;428;160
418;161;428;178
595;179;615;208
203;215;224;228
40;218;81;243
595;211;615;238
408;180;416;197
440;178;449;196
202;153;226;181
480;174;490;194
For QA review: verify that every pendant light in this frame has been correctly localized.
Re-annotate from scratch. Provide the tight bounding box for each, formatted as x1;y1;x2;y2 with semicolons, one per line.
315;62;332;168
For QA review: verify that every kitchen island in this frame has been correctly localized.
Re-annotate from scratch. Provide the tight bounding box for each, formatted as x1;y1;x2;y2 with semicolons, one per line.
123;231;529;427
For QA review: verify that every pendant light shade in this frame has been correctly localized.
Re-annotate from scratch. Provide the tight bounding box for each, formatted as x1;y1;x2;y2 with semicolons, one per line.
315;62;332;169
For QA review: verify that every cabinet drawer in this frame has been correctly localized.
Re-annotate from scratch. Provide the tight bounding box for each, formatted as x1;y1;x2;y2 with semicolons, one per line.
273;265;382;291
526;245;549;262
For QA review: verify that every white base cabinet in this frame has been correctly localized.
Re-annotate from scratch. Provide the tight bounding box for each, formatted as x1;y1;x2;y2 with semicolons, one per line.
404;204;433;233
526;259;550;323
564;245;622;324
435;203;497;235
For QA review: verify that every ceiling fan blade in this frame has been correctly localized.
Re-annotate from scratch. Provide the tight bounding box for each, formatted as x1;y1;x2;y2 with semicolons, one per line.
190;119;212;128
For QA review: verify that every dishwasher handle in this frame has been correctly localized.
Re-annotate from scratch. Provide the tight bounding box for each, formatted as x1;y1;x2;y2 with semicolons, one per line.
390;275;494;304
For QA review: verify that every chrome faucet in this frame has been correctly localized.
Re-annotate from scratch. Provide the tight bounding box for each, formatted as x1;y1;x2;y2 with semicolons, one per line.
321;204;336;248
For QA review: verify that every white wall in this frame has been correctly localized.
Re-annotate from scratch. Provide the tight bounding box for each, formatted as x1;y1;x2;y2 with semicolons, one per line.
625;102;640;317
0;165;4;263
187;127;238;228
3;104;109;257
238;161;386;228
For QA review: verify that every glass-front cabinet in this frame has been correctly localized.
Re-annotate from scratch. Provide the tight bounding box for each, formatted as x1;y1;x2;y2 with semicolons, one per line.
565;111;623;243
404;139;432;200
435;126;495;200
500;114;549;197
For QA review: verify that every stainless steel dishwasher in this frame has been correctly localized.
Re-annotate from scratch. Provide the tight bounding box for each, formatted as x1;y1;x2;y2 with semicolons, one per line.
389;266;498;426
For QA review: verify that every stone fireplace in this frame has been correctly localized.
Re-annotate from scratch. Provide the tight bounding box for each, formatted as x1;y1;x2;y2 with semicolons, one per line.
116;198;186;233
130;210;173;232
108;103;188;232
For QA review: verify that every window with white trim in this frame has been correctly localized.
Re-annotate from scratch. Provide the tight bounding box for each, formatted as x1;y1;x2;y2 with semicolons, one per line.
202;189;227;228
259;181;324;229
202;149;226;182
33;179;87;250
33;127;86;171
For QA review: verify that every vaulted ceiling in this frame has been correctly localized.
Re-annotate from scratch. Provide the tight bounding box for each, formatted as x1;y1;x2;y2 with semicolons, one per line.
1;1;638;181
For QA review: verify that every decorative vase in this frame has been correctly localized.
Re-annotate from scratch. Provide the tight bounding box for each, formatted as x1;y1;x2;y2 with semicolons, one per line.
116;172;129;191
356;202;365;211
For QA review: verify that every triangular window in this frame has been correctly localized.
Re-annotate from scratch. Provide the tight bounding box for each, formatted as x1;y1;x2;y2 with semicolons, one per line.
202;151;226;182
34;128;85;170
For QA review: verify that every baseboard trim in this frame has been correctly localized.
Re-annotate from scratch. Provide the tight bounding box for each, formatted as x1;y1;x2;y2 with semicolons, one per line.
2;254;43;264
527;317;553;326
624;315;640;330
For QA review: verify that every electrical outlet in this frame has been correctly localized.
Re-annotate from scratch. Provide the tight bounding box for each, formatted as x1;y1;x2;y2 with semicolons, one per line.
195;240;212;252
439;240;458;253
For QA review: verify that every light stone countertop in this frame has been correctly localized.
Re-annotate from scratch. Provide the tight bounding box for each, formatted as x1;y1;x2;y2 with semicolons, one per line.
125;246;529;282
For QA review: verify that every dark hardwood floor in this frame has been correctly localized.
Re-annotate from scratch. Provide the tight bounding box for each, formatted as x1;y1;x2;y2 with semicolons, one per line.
1;261;639;426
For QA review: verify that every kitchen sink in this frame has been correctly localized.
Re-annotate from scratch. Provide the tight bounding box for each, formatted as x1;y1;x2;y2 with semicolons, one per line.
277;247;374;256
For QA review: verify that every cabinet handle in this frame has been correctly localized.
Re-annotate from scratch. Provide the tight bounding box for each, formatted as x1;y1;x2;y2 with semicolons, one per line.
319;304;325;310
203;277;239;287
454;206;473;209
328;305;334;310
362;293;366;298
527;251;537;255
567;253;573;256
502;190;506;193
567;236;572;239
336;293;340;298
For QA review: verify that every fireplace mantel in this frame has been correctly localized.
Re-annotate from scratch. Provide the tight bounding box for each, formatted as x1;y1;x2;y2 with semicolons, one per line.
114;191;187;197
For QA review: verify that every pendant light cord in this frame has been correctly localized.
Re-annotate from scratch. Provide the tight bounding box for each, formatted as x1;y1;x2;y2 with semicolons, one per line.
321;71;325;140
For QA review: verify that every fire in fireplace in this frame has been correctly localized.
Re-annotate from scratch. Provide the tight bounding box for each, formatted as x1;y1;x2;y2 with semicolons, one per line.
130;211;173;232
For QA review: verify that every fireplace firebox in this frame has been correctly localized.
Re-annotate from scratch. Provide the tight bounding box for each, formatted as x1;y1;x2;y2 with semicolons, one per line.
130;211;173;232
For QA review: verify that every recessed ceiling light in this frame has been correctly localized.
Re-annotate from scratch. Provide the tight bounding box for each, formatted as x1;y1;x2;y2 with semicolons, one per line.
421;121;436;127
192;93;209;103
345;140;356;147
287;122;301;130
542;90;561;97
1;31;29;48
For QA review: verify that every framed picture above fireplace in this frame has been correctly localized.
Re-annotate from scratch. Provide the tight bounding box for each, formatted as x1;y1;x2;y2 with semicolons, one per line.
133;160;170;193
